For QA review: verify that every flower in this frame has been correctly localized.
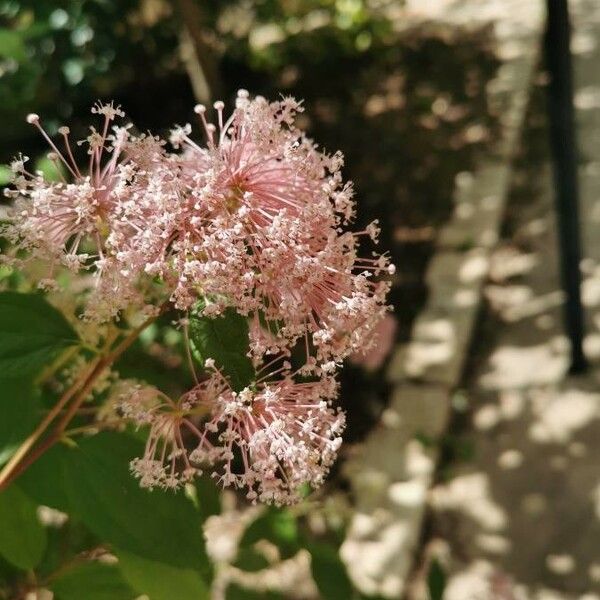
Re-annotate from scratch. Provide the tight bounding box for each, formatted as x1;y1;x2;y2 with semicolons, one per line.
118;381;213;490
2;104;146;320
123;365;345;505
7;94;393;504
7;104;130;258
136;91;394;362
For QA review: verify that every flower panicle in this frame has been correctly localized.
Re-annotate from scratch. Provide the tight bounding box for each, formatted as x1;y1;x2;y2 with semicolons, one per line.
122;365;345;506
6;92;394;503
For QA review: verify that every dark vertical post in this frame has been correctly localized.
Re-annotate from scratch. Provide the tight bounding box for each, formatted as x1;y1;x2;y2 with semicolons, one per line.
545;0;587;373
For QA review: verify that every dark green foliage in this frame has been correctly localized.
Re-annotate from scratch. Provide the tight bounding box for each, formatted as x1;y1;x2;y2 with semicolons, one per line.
0;292;79;378
189;305;255;391
115;550;209;600
0;379;41;465
0;484;46;570
306;540;354;600
427;559;447;600
238;507;300;561
50;561;136;600
62;432;209;571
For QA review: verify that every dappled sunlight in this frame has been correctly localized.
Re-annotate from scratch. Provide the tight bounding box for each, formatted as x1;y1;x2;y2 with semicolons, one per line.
341;441;435;597
528;388;600;443
572;30;598;55
443;560;516;600
403;319;456;378
425;4;600;592
575;85;600;109
430;374;600;596
488;247;538;282
478;340;569;389
431;473;508;531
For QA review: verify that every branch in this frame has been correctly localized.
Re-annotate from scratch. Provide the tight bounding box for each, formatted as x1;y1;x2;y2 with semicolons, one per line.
0;310;165;491
175;0;222;105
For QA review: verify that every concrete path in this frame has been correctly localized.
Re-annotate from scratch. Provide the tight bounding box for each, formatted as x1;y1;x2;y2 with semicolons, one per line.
417;2;600;599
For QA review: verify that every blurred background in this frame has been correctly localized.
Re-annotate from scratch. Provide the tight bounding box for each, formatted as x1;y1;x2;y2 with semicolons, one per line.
4;0;600;599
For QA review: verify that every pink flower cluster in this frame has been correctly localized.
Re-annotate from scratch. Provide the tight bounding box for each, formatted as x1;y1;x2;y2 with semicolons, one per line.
119;362;344;504
4;93;393;504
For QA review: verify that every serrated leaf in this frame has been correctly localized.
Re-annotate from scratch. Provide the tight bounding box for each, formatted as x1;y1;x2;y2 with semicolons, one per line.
50;561;135;600
0;379;41;465
306;541;354;600
116;550;209;600
189;305;254;392
0;292;80;378
63;432;210;573
0;485;47;570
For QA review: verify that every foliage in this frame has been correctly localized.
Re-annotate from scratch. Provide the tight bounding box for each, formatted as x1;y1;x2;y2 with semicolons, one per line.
427;559;447;600
189;303;254;392
0;291;79;378
0;284;368;598
0;484;46;570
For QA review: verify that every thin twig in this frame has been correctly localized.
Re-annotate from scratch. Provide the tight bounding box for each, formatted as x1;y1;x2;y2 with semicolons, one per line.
0;309;166;491
0;356;101;490
174;0;222;105
183;317;200;385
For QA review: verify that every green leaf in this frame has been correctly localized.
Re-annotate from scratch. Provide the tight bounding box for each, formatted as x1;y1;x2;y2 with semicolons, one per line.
50;561;135;600
116;550;209;600
63;432;210;573
307;541;354;600
0;485;46;570
0;379;41;465
189;305;254;391
0;165;11;186
427;559;446;600
194;476;221;522
0;292;80;379
239;507;299;560
18;443;71;513
233;547;270;572
0;29;26;61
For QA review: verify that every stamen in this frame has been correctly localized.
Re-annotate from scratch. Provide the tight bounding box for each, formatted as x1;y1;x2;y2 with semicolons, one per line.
27;115;79;179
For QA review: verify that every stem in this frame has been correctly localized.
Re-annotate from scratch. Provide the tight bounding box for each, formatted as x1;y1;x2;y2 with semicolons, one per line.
43;546;109;586
0;356;101;490
183;318;199;385
174;0;222;105
0;310;164;491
